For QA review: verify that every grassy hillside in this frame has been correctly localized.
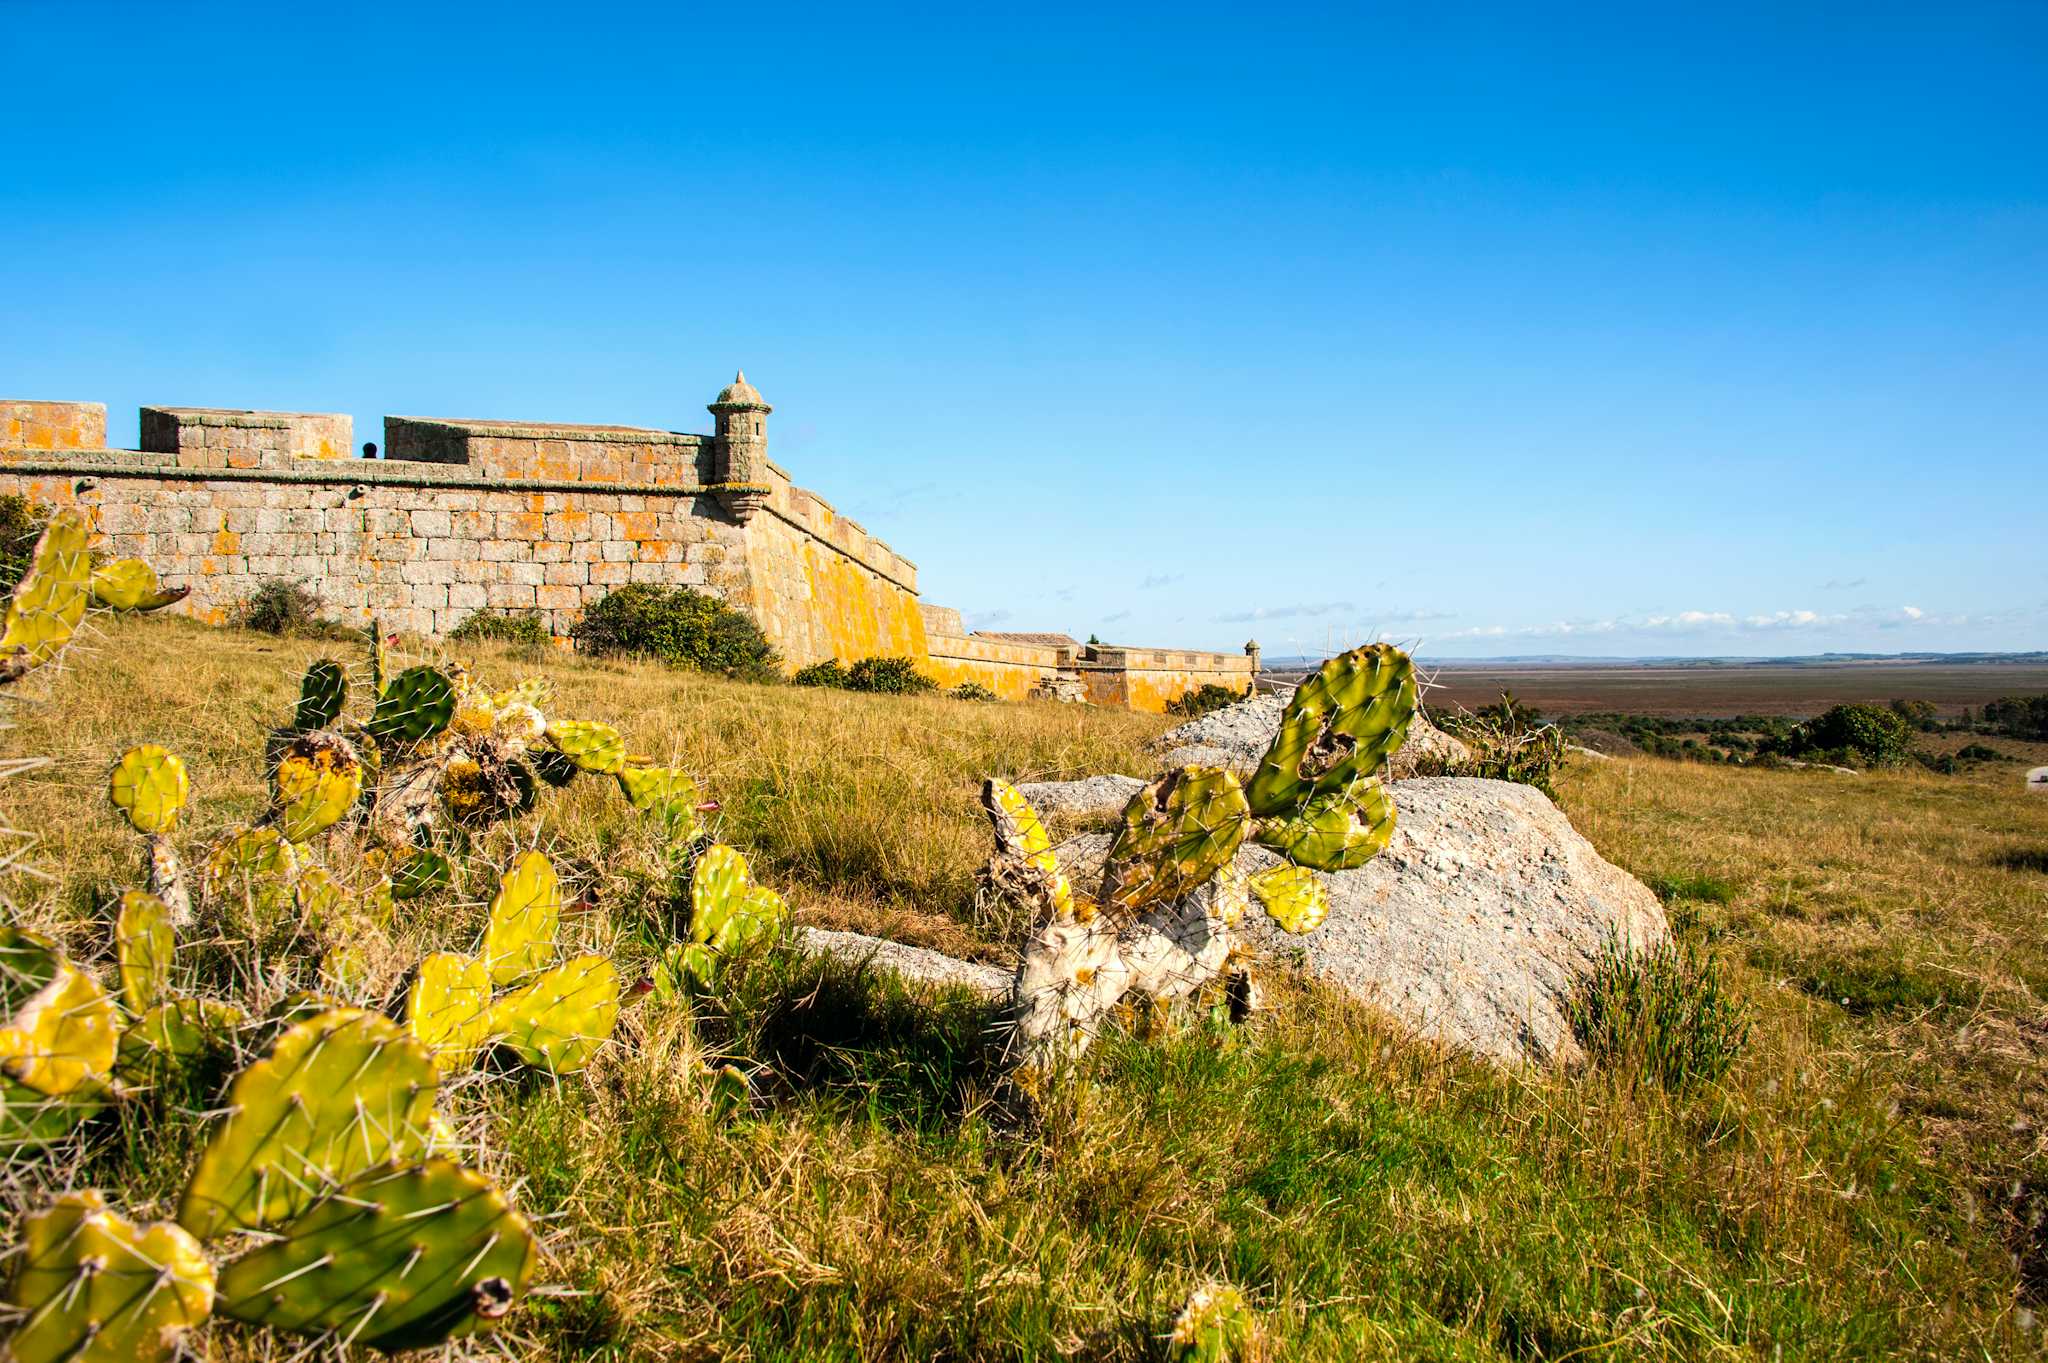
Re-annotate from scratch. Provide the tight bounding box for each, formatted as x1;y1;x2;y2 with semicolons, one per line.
3;614;2045;1361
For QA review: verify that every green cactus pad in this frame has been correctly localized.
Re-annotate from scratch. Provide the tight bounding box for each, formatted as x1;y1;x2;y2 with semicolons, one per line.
203;824;300;922
115;889;175;1015
294;865;346;933
3;1190;216;1363
115;998;245;1088
690;844;790;959
392;846;453;901
0;509;92;682
272;731;364;843
1100;767;1252;914
1252;778;1396;873
488;954;620;1074
0;1078;102;1154
294;658;348;730
652;942;717;997
981;778;1079;921
216;1158;534;1351
1246;643;1416;816
543;719;625;774
617;766;703;837
482;851;561;986
0;928;118;1098
1246;864;1331;934
367;664;457;745
89;556;190;613
178;1007;436;1240
406;952;495;1070
108;743;189;836
1168;1282;1260;1363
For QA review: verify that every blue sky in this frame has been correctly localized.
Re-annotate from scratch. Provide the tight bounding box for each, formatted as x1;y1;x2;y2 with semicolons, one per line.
4;2;2042;658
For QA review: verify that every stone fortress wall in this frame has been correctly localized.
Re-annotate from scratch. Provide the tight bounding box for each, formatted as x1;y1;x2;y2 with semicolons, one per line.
0;376;1251;712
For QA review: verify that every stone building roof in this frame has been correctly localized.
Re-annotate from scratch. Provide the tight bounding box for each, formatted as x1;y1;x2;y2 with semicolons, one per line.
975;631;1082;649
711;370;769;409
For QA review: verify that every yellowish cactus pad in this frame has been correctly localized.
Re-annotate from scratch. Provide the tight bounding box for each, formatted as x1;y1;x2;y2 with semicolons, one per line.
1246;864;1330;934
407;951;495;1069
271;732;364;843
89;556;190;611
482;850;562;986
115;889;175;1014
109;743;189;835
3;1190;216;1363
544;719;626;774
489;954;620;1074
0;508;92;682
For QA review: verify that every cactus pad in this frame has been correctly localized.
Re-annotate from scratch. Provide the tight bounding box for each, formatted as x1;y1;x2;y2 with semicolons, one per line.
88;556;189;612
367;665;457;745
482;851;561;986
216;1158;534;1351
0;1079;102;1154
203;824;299;921
690;844;789;961
1252;779;1396;872
115;889;175;1014
294;659;348;730
1246;864;1330;934
617;766;703;837
178;1008;436;1240
1168;1282;1260;1363
0;509;92;682
391;847;453;901
3;1190;216;1363
108;744;188;835
0;929;118;1098
488;954;619;1074
271;731;364;843
406;952;494;1070
981;778;1077;920
1100;767;1252;915
1246;643;1416;816
115;998;245;1088
543;720;625;775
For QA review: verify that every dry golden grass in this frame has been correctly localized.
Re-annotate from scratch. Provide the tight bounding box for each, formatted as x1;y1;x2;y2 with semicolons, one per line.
2;614;2045;1361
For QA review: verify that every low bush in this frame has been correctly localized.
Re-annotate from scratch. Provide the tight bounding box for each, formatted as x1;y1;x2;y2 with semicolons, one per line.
1165;683;1241;718
1765;703;1913;769
1568;936;1749;1093
0;494;49;597
234;578;345;638
792;659;851;689
449;609;552;649
570;584;780;682
950;681;998;703
1432;694;1569;797
845;656;936;695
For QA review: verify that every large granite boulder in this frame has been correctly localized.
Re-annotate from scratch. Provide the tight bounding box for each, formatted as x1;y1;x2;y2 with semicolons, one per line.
1153;691;1470;780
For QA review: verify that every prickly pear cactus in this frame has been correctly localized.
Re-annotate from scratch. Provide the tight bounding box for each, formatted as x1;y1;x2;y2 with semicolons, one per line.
618;766;703;837
488;954;620;1074
1245;642;1415;816
391;846;452;901
202;824;299;922
983;777;1079;920
0;928;118;1098
115;997;245;1088
215;1159;535;1351
88;557;189;612
680;844;788;985
2;1190;215;1363
1251;779;1395;872
367;664;457;745
1168;1282;1262;1363
406;952;495;1069
178;1008;436;1240
543;719;625;774
271;731;364;843
1245;864;1329;934
108;744;188;835
482;850;561;986
0;509;92;684
293;658;348;730
114;889;175;1014
1100;767;1252;914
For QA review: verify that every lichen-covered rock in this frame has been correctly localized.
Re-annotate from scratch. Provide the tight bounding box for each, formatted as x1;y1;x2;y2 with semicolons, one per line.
1154;690;1469;780
1015;774;1148;820
797;927;1009;997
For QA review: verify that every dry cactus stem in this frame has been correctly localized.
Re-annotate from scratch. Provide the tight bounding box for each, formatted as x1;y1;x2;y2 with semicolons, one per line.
982;643;1417;1083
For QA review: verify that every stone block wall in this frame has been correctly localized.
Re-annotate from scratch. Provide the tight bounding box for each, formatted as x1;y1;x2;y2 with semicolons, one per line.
385;416;715;485
2;401;106;452
141;408;353;468
1077;646;1255;713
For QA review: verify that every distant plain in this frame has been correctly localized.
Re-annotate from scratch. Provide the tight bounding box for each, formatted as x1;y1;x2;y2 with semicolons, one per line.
1405;661;2048;718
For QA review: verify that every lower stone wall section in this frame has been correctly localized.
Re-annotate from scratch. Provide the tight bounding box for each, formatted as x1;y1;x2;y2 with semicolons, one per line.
923;631;1061;700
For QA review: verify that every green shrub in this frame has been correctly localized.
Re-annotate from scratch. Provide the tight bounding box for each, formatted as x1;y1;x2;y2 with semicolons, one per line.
0;494;49;597
1430;694;1568;797
1980;695;2048;741
845;656;936;695
234;579;341;637
1768;703;1913;768
1165;683;1242;718
448;609;552;648
1568;936;1748;1093
950;681;998;703
570;584;780;682
792;659;851;689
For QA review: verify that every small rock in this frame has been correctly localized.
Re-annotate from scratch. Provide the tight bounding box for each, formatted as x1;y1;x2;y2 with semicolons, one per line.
796;927;1008;997
1015;774;1148;819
